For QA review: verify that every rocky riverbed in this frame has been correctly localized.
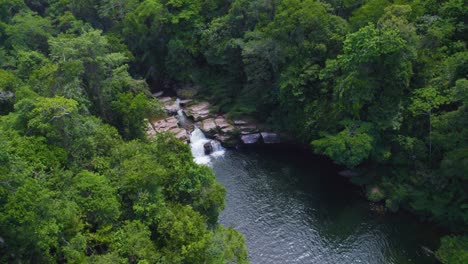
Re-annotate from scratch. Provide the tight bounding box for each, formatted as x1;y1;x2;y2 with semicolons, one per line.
146;96;282;148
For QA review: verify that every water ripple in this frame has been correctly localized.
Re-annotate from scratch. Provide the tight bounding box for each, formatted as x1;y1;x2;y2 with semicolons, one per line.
212;151;439;264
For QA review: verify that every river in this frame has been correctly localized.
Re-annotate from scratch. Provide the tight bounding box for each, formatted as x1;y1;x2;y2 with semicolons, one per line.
190;128;441;264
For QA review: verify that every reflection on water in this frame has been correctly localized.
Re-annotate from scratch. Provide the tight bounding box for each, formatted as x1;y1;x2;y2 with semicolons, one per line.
210;150;440;264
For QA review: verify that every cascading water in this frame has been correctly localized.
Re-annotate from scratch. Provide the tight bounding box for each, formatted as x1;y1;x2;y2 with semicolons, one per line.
175;98;191;129
190;127;225;165
176;109;189;127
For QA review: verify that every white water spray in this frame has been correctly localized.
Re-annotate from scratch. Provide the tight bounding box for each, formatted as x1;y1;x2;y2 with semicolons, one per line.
190;127;225;165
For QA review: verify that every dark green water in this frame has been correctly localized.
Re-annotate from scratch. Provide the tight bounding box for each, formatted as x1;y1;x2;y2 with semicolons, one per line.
210;149;441;264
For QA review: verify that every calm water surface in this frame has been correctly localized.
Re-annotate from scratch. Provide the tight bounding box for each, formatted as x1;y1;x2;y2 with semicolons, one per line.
209;149;440;264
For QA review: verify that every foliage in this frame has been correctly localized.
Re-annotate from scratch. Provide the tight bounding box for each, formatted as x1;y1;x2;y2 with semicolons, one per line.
0;0;467;261
0;2;248;263
312;122;375;168
436;235;468;264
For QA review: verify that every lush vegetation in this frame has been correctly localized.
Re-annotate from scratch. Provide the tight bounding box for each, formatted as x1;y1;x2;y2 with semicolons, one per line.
0;0;466;263
0;1;249;263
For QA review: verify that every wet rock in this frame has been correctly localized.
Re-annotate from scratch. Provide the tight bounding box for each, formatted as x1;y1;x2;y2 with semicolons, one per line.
261;132;280;144
204;142;213;155
163;99;180;115
241;133;261;144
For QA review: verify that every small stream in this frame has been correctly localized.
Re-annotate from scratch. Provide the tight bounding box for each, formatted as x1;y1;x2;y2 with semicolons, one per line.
189;123;441;264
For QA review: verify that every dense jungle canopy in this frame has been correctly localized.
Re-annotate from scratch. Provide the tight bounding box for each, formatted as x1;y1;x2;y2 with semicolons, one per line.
0;0;466;263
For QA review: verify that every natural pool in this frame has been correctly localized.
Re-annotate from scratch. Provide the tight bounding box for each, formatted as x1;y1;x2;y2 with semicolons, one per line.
209;148;441;264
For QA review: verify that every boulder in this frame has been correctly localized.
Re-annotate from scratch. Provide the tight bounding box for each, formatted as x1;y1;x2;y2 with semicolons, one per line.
147;117;188;142
200;118;217;134
170;128;188;141
152;116;179;133
261;132;280;144
216;134;238;148
214;117;230;129
204;142;213;155
189;102;210;112
186;102;211;121
164;100;180;115
241;133;261;144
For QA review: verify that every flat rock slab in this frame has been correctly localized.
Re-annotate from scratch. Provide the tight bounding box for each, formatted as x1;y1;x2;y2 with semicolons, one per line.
165;104;180;114
188;102;210;112
201;118;217;133
214;117;230;129
241;133;261;144
170;128;188;141
186;102;212;121
261;132;280;144
234;120;248;126
152;116;179;133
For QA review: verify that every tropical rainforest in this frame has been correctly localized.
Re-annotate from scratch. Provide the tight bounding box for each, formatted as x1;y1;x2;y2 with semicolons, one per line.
0;0;466;263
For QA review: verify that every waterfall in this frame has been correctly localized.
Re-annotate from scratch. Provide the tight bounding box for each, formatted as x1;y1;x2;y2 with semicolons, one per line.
190;127;225;165
176;109;189;127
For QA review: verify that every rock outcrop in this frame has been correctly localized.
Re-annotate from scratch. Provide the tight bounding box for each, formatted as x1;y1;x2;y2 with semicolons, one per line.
185;102;211;121
261;132;280;144
148;116;189;142
147;96;283;147
200;118;217;134
241;133;261;144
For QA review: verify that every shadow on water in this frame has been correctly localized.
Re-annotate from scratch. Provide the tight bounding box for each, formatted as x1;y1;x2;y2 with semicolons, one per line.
210;146;442;264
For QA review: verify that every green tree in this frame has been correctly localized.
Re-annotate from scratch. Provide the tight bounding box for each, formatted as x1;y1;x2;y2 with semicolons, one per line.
71;170;121;229
312;122;375;168
5;10;54;53
436;235;468;264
